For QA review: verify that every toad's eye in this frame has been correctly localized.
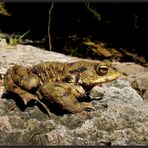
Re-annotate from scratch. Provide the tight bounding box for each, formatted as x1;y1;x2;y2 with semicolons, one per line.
96;65;109;75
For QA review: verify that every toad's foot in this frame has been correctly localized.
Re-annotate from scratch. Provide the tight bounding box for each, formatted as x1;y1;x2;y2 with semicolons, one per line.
33;97;51;117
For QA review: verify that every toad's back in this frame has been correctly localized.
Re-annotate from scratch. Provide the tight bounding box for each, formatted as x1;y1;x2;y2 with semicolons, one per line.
32;62;70;83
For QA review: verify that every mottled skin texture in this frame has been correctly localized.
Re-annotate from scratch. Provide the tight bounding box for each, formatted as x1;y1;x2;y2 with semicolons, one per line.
37;82;94;113
4;60;121;116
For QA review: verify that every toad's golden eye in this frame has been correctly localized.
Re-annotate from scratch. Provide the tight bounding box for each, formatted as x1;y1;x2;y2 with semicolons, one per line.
96;65;109;75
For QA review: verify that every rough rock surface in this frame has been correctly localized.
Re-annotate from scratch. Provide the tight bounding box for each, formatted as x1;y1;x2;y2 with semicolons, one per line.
0;39;148;146
115;62;148;101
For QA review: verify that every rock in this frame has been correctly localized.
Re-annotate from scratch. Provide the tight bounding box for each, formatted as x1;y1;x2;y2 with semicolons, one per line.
115;62;148;101
0;78;148;146
0;39;148;146
132;73;148;101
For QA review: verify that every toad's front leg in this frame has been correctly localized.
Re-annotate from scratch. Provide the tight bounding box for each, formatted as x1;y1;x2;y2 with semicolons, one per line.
37;82;95;114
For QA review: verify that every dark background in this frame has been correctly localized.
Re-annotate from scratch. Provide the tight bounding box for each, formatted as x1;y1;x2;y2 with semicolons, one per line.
1;3;148;61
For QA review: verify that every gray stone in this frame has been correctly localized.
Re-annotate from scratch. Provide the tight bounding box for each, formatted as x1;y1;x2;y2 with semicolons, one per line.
1;39;148;146
115;62;148;101
0;79;148;146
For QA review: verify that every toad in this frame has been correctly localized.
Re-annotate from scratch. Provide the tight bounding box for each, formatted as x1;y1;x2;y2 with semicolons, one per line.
3;60;121;116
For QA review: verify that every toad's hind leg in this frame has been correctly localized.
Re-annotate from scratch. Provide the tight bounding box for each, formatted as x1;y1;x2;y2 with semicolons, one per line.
4;67;37;105
4;67;51;116
10;65;41;92
5;82;51;116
